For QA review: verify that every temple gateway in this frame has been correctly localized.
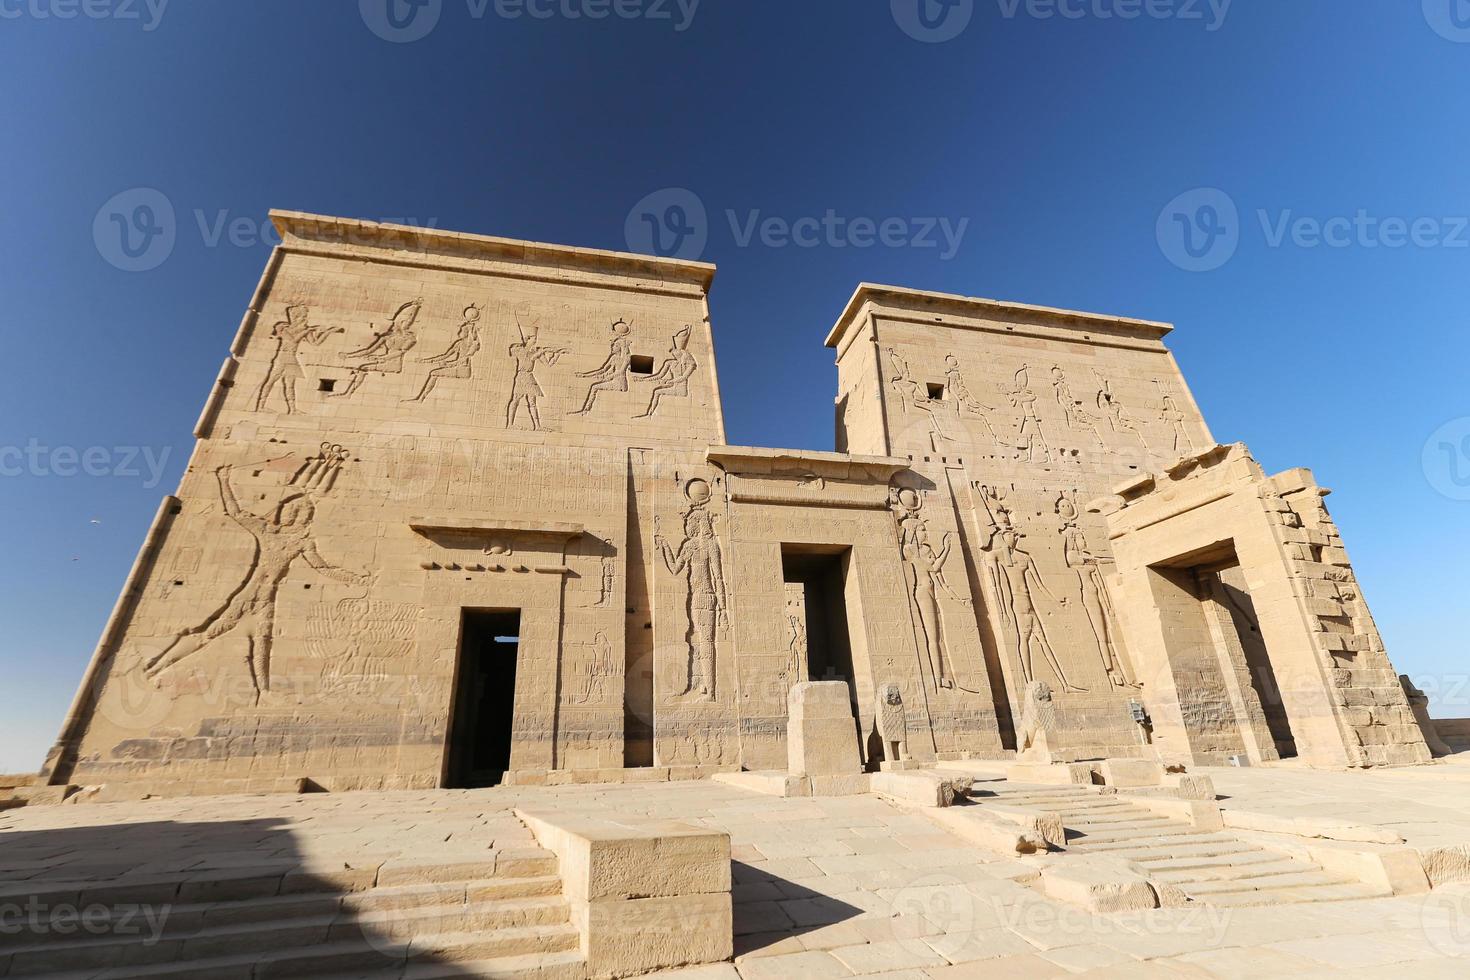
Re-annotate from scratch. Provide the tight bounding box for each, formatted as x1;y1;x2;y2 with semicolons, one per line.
43;211;1432;798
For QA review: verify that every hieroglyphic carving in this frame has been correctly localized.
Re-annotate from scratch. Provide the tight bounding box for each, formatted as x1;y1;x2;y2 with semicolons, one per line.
255;304;343;414
1057;490;1138;689
144;444;373;700
976;485;1086;693
784;584;808;692
335;299;423;398
944;354;1002;444
635;325;697;418
567;631;619;705
586;536;617;608
1051;366;1104;447
571;318;632;416
875;683;909;763
407;304;481;402
1095;372;1143;446
307;597;420;689
1003;366;1052;463
654;478;727;701
506;305;568;430
891;487;970;690
1158;382;1194;455
885;347;948;449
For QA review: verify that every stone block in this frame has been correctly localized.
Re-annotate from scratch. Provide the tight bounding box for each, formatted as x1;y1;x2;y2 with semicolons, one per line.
1041;858;1159;913
1097;759;1162;788
870;770;972;807
787;682;861;777
808;773;870;797
1006;762;1096;786
711;771;809;798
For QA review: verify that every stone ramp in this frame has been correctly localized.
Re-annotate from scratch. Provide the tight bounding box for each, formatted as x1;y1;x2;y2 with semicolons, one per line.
0;816;589;980
982;783;1389;907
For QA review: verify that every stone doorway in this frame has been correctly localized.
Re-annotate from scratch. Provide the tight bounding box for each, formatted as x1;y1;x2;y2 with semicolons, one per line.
445;609;522;788
781;547;857;693
1149;544;1298;765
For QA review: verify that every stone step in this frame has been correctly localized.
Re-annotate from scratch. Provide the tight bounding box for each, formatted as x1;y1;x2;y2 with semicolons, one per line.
1078;836;1257;860
1153;859;1319;885
408;923;583;964
1138;850;1285;873
0;773;38;790
1061;813;1173;829
3;894;571;974
1065;824;1205;846
1180;870;1351;897
400;949;587;980
0;852;557;916
64;922;582;978
1201;881;1390;907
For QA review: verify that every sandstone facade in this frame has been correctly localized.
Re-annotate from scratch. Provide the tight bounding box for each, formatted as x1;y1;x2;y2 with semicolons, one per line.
40;211;1430;796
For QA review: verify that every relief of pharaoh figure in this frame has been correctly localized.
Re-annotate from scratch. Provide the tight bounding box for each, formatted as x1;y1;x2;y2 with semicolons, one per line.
572;318;633;415
406;304;481;402
1050;365;1104;447
636;325;698;418
654;478;727;701
1095;373;1144;446
1004;366;1052;463
1158;383;1194;455
1057;491;1139;689
505;305;568;430
944;354;1001;444
143;445;373;702
892;488;969;690
977;485;1086;694
255;303;343;414
334;298;423;398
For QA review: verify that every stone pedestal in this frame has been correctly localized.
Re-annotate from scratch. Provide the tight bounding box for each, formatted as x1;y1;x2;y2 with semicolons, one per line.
788;681;861;777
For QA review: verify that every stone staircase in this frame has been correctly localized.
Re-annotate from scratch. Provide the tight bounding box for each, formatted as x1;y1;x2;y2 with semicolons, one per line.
982;784;1390;907
0;838;587;978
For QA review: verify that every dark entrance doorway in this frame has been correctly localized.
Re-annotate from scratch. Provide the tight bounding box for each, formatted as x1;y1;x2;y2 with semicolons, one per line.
780;546;856;692
1209;564;1298;759
445;609;521;788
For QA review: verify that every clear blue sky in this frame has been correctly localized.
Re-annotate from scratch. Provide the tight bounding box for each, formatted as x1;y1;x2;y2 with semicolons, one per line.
2;1;1468;774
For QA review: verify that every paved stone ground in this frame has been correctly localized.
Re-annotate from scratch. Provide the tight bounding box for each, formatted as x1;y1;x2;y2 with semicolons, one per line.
3;777;1470;978
1201;756;1470;852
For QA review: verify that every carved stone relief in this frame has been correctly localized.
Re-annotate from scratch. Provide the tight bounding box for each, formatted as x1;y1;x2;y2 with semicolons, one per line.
1003;366;1052;463
654;477;727;701
975;484;1086;694
784;582;808;693
875;682;909;763
1057;490;1139;689
1095;372;1143;446
1158;382;1194;456
1050;366;1105;447
335;299;423;399
255;303;343;414
944;354;1002;444
406;304;481;403
144;444;373;701
571;318;633;416
567;631;620;706
636;325;698;419
505;305;569;431
891;487;970;691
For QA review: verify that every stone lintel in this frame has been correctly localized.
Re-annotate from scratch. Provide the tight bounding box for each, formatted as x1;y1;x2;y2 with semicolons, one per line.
270;209;718;289
706;444;909;481
409;517;586;540
825;281;1174;353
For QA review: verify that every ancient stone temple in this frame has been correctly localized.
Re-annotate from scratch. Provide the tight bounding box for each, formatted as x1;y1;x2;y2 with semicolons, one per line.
42;211;1431;798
